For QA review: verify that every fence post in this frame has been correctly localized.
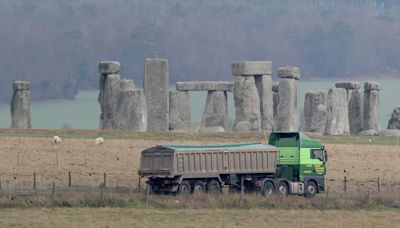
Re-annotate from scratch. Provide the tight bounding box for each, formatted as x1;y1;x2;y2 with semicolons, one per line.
0;177;2;189
145;183;150;206
377;176;380;192
343;176;347;192
326;187;329;198
52;182;55;200
103;173;107;189
100;183;105;201
56;151;59;167
239;178;244;207
68;171;72;187
33;172;36;190
17;151;20;166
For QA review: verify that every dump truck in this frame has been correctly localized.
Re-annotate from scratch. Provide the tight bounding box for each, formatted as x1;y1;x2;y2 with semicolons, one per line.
138;132;327;197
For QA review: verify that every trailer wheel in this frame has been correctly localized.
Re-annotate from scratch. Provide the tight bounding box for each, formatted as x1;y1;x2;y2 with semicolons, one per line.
277;181;289;197
304;181;317;198
262;181;274;197
178;180;192;195
193;181;206;193
207;180;221;194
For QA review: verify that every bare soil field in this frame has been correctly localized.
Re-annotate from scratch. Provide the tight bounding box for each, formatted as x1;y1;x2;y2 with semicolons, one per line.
0;130;399;193
0;208;400;228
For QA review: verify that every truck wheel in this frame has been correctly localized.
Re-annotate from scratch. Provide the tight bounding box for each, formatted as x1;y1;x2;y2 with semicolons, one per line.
193;181;206;193
178;180;192;195
277;182;289;197
304;181;317;198
207;180;221;194
262;181;274;197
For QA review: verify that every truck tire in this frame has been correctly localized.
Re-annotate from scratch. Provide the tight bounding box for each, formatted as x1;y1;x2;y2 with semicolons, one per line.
262;181;274;197
277;181;289;197
178;180;192;195
304;181;317;198
207;180;221;194
193;181;206;193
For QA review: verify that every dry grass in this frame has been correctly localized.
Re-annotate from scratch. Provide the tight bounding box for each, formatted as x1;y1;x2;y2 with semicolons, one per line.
0;132;399;193
0;207;400;228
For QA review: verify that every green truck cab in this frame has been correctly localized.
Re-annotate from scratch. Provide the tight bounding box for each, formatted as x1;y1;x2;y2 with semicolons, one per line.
269;132;327;197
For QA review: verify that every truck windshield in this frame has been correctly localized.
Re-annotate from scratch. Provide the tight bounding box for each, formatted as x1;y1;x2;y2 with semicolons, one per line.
311;149;324;161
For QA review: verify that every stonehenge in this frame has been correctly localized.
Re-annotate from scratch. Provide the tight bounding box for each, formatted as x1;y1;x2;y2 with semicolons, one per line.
363;82;381;132
98;61;147;131
276;67;300;132
169;91;191;131
144;58;169;131
176;81;233;92
231;61;273;132
201;91;228;130
92;58;388;136
272;82;279;129
324;88;350;135
11;81;31;129
387;107;400;129
303;91;326;133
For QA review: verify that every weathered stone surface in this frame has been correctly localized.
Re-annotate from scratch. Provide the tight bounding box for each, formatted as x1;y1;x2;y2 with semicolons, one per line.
364;81;381;91
363;89;381;131
388;107;400;129
169;91;191;130
254;75;273;131
349;89;363;134
11;81;31;129
272;82;279;92
324;88;350;135
233;76;261;132
176;81;233;92
231;61;272;76
379;129;400;136
13;81;30;90
201;91;228;130
357;130;379;136
277;67;300;80
335;81;360;90
99;61;121;74
303;91;326;133
199;126;225;132
101;74;121;129
144;58;169;131
276;79;299;132
119;79;135;90
116;89;147;131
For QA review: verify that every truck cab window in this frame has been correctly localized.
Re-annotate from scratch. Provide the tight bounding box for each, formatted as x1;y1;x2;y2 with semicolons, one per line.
311;149;324;161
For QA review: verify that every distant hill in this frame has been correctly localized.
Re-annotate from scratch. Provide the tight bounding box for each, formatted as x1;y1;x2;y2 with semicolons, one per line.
0;0;399;103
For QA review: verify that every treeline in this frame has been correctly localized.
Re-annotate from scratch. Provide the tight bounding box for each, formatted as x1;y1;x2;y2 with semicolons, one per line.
0;0;399;103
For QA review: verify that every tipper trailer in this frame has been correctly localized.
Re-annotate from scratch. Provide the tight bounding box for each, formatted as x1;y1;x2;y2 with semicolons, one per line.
138;132;327;197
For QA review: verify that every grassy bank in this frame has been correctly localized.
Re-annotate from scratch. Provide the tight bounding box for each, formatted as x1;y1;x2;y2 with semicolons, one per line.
0;128;399;145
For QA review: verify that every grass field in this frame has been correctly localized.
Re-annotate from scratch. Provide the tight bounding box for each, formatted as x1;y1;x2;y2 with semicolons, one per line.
0;129;400;227
1;208;400;228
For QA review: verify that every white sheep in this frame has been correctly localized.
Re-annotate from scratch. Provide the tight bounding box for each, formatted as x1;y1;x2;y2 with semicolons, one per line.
53;136;62;144
95;137;104;145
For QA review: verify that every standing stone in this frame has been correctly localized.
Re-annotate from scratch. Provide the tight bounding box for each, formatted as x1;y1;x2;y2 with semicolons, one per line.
11;81;31;129
201;91;228;130
169;91;191;130
303;91;326;133
116;89;147;131
233;76;261;132
102;74;121;129
276;67;300;132
144;58;169;131
363;82;381;131
254;75;273;131
119;79;135;90
388;107;400;129
348;89;363;134
324;88;350;135
272;82;279;129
